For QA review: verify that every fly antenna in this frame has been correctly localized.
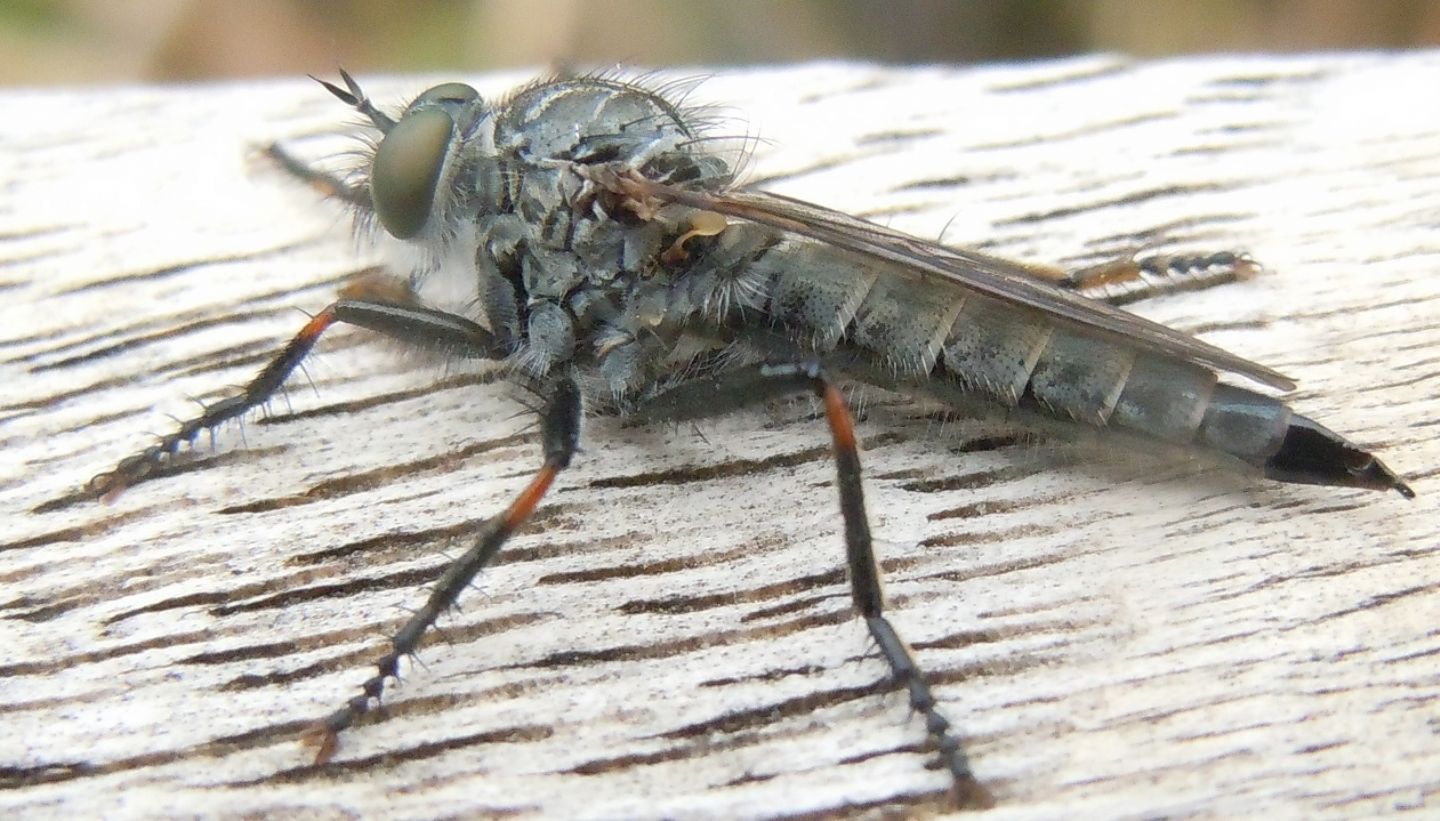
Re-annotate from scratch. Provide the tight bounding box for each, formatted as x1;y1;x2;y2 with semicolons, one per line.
311;67;395;132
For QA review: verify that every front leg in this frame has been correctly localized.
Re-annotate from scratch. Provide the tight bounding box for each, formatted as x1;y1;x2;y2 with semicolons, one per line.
88;299;510;498
264;141;372;210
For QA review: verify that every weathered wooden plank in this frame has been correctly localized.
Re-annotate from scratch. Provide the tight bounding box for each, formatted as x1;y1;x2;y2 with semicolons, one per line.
2;56;1437;818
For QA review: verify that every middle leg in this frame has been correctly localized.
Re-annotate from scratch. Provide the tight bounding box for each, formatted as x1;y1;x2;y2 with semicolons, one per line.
306;375;582;763
639;360;996;808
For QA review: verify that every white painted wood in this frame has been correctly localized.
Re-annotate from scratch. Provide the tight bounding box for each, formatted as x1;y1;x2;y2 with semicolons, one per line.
2;56;1437;818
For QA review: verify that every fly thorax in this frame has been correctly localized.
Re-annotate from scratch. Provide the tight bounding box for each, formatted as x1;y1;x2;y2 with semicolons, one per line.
365;77;735;395
491;78;708;170
492;78;728;285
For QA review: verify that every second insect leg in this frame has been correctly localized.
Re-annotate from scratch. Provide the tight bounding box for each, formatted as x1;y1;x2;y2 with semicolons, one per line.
642;361;995;809
306;376;582;763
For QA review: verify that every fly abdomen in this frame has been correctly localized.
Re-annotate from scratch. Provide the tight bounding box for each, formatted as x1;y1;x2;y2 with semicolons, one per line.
939;302;1287;462
735;229;970;373
1196;384;1412;495
693;229;1409;496
1110;353;1216;442
1025;329;1138;425
925;285;1406;494
847;273;965;374
1264;412;1414;495
760;239;879;350
940;296;1052;402
971;317;1413;495
1195;383;1289;461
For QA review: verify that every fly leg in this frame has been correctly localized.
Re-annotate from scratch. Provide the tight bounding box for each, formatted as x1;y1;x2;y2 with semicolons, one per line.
930;247;1260;306
1055;251;1263;306
688;361;994;809
305;376;581;763
88;300;510;499
264;141;371;209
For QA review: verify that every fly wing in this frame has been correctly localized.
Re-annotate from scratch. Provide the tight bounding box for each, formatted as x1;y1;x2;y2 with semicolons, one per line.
609;172;1296;392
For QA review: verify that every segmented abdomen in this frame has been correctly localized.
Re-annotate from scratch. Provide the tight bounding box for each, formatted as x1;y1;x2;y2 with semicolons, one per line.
712;226;1292;469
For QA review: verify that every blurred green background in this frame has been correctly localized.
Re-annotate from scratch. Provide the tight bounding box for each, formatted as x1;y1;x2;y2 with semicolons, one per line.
4;0;1440;86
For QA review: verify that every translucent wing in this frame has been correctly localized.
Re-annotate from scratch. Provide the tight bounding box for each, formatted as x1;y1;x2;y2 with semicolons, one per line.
599;170;1296;391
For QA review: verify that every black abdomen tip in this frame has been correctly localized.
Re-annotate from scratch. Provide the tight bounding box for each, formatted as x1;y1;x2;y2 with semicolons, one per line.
1265;414;1414;498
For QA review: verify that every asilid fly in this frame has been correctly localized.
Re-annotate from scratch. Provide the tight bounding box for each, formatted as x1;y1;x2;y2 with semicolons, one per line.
85;70;1413;808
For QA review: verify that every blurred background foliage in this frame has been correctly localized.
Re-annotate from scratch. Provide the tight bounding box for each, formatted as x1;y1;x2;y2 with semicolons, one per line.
3;0;1440;86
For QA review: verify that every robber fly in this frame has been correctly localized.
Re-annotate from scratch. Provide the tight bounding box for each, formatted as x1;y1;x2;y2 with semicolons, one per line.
87;71;1413;808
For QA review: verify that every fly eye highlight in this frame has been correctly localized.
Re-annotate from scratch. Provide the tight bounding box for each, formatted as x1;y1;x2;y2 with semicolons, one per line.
412;82;481;108
370;107;456;239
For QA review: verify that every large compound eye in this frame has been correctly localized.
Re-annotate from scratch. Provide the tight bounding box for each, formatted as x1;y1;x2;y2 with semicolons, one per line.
411;82;480;108
370;107;455;239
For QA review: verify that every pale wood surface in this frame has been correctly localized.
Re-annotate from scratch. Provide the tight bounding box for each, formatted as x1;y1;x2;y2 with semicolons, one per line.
2;56;1438;819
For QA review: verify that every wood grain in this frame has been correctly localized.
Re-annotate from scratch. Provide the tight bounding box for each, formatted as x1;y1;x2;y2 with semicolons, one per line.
3;56;1437;818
